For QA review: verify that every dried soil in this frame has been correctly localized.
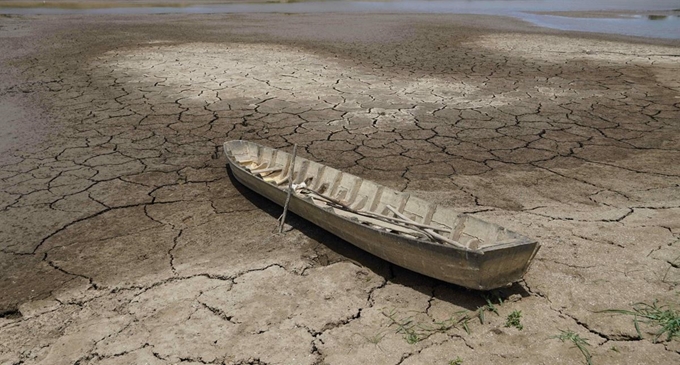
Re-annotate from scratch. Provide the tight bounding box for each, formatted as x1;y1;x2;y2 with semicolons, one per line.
1;11;679;365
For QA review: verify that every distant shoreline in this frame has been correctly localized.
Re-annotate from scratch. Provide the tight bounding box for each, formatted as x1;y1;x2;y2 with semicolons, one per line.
2;0;680;41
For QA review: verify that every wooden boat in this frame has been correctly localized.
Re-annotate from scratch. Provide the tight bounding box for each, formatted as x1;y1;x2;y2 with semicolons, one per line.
224;140;540;290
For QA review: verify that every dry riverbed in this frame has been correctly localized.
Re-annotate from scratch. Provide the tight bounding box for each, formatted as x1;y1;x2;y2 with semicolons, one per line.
1;11;679;365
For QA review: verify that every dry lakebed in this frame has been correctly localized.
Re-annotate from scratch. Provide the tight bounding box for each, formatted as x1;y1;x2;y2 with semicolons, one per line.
1;3;679;365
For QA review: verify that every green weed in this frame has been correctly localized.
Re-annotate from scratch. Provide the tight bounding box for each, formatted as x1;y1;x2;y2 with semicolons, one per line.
459;315;471;335
448;356;463;365
382;309;426;344
363;331;386;345
381;309;469;344
552;330;592;365
478;297;500;324
600;300;680;342
381;293;511;345
505;310;523;330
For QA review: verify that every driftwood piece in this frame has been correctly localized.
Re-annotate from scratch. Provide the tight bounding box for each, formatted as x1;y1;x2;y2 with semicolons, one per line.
301;188;473;250
385;205;469;250
251;166;283;175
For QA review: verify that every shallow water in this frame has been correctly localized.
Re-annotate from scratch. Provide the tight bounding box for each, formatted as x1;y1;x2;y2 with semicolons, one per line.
1;0;680;39
520;13;680;39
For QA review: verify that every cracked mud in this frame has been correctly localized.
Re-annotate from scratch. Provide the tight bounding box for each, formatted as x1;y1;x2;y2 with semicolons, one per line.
1;12;679;365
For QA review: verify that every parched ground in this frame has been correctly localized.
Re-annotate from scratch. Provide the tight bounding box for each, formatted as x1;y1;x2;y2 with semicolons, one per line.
1;11;679;365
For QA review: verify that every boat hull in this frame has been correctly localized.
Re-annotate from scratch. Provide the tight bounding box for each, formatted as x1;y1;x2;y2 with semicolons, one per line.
227;151;539;290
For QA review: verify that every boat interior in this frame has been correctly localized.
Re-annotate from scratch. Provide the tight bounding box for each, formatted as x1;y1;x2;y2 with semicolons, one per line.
226;141;524;251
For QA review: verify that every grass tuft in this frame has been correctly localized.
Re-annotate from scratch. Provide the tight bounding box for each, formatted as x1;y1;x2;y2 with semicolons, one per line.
478;296;500;324
505;310;523;330
448;356;464;365
381;294;513;344
363;331;386;345
381;308;469;344
600;300;680;342
552;330;592;365
381;308;427;344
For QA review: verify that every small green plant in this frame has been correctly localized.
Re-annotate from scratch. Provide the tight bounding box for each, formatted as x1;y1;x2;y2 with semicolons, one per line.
478;297;500;324
600;300;680;342
382;309;425;344
459;315;471;335
351;330;386;350
505;310;523;330
381;309;470;344
363;331;386;345
488;290;505;306
448;356;463;365
552;330;592;365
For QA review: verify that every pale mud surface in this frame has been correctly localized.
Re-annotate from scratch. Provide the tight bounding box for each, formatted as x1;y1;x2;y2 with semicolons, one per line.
1;12;680;365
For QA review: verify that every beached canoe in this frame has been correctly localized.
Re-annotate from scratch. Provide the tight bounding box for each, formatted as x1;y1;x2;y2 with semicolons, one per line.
224;140;539;290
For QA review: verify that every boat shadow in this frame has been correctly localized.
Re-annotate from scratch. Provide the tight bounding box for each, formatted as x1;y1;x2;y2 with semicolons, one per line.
226;166;530;312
